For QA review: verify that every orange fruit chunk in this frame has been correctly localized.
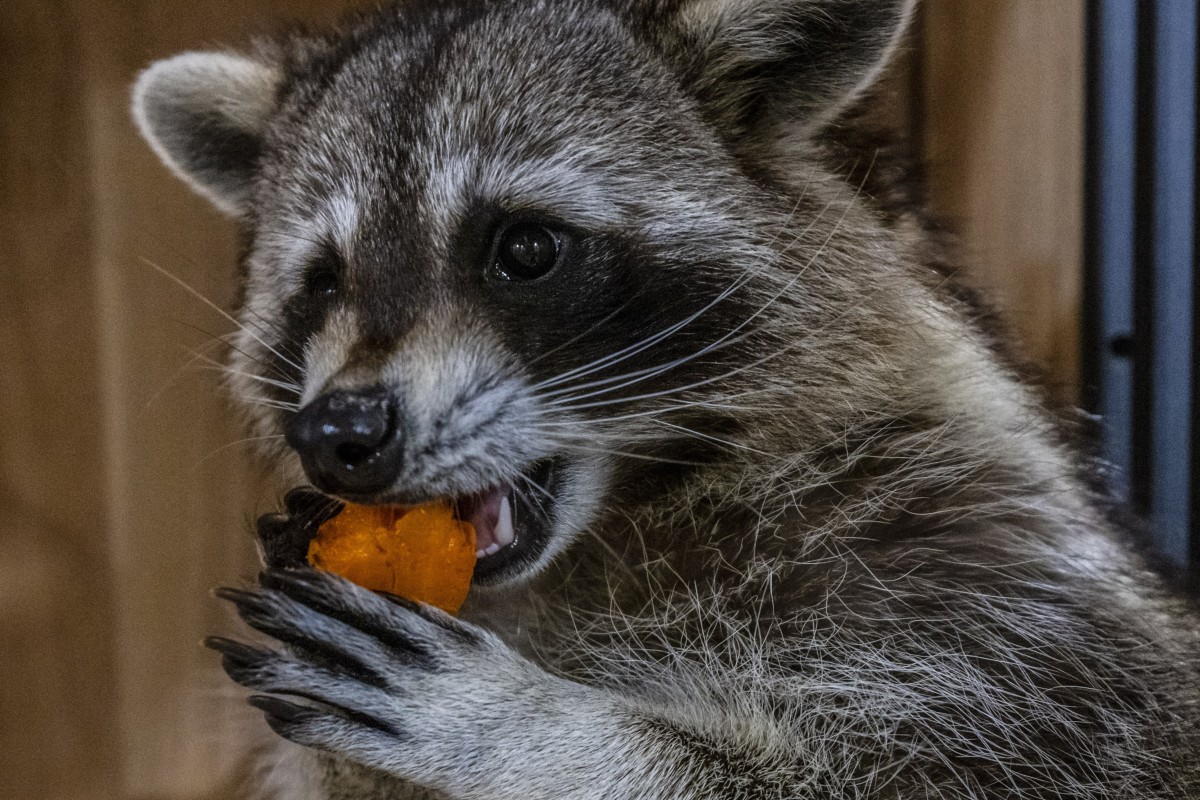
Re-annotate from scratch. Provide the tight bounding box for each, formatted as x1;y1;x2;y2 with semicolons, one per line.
306;502;475;614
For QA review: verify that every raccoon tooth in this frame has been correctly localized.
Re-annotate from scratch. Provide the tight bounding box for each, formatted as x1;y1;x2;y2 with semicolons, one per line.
484;542;502;556
495;496;515;548
475;548;488;559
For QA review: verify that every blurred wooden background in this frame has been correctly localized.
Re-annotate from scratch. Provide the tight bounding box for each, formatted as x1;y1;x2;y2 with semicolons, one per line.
0;2;1083;799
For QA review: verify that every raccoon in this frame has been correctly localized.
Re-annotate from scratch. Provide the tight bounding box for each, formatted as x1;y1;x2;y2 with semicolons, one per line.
132;0;1200;798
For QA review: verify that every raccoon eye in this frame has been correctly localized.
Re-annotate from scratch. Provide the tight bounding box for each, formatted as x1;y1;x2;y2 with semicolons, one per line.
306;268;339;299
491;223;561;281
304;244;343;301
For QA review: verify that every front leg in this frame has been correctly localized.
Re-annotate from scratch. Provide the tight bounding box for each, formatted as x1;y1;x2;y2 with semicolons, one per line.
210;570;793;800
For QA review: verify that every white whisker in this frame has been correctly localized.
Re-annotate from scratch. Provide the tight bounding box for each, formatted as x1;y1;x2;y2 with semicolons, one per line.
191;354;304;397
542;192;861;417
533;193;847;414
193;435;288;470
243;395;301;413
649;419;769;456
531;269;759;392
141;340;227;413
139;257;305;374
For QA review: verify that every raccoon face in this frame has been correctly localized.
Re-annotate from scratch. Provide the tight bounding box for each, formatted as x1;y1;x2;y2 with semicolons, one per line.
133;0;910;585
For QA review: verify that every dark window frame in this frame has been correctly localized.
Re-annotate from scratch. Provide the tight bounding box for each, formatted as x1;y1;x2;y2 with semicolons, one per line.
1084;0;1198;569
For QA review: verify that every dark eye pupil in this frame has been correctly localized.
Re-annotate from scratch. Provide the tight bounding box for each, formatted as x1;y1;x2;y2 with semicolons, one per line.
304;242;344;302
496;224;559;280
307;269;339;298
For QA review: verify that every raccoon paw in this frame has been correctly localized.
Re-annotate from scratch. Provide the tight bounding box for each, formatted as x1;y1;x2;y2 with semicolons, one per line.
255;488;344;568
207;568;549;788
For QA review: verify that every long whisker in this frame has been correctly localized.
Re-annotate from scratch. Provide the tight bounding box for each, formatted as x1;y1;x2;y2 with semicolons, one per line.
648;419;769;456
532;190;844;408
514;472;556;511
533;436;711;467
534;410;766;457
524;279;662;370
139;257;305;374
531;387;785;428
141;339;226;413
531;268;758;392
133;231;290;346
160;315;299;387
237;303;307;366
194;435;288;470
543;328;822;415
545;186;863;415
191;353;304;396
540;324;758;407
242;395;301;413
512;469;637;583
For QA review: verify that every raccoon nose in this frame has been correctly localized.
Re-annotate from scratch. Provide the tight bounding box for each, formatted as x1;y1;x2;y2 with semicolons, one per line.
284;386;402;496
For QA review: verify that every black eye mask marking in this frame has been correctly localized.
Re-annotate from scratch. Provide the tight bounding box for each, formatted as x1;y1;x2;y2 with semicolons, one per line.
250;239;347;415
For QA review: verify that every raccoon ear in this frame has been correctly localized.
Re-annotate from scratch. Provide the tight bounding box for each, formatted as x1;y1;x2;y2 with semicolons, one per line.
662;0;914;140
132;52;283;217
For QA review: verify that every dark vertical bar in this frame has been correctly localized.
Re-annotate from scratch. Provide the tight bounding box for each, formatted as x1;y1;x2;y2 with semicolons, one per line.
1086;0;1197;568
1148;0;1196;566
908;2;927;160
1085;0;1140;498
1193;6;1200;572
1131;0;1157;517
1082;0;1103;412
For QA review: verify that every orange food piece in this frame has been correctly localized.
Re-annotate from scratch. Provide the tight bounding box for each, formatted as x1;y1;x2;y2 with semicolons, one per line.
307;502;476;614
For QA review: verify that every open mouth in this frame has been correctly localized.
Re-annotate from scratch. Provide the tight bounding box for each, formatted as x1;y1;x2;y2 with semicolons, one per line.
451;458;557;583
324;458;559;585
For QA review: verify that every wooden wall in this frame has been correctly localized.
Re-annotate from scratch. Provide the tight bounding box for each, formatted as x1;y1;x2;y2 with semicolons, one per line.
920;1;1085;402
0;2;1083;798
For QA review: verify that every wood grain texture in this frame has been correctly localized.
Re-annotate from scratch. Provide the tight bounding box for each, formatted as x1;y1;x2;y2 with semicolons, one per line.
0;2;119;798
2;2;356;799
74;4;364;796
0;2;1084;798
920;0;1085;402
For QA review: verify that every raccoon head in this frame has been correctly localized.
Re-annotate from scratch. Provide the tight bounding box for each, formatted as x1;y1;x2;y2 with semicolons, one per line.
133;0;912;586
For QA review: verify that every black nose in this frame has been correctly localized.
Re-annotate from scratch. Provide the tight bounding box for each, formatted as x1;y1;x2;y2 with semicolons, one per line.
284;386;402;495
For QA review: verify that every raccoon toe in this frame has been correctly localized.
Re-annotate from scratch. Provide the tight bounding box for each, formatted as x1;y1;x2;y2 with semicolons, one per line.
248;694;403;745
256;488;343;568
214;583;402;682
205;637;401;735
260;567;485;658
216;570;481;680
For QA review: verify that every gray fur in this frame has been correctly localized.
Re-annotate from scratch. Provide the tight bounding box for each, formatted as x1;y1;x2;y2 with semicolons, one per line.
134;1;1200;798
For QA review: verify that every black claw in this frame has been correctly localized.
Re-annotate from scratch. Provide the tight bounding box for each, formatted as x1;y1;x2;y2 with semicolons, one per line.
204;635;265;660
205;636;272;681
214;585;255;601
216;587;284;633
258;569;329;611
260;712;308;743
258;569;369;632
256;514;291;542
376;590;481;644
249;693;402;739
214;586;264;609
248;694;318;724
258;511;289;528
259;569;363;621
